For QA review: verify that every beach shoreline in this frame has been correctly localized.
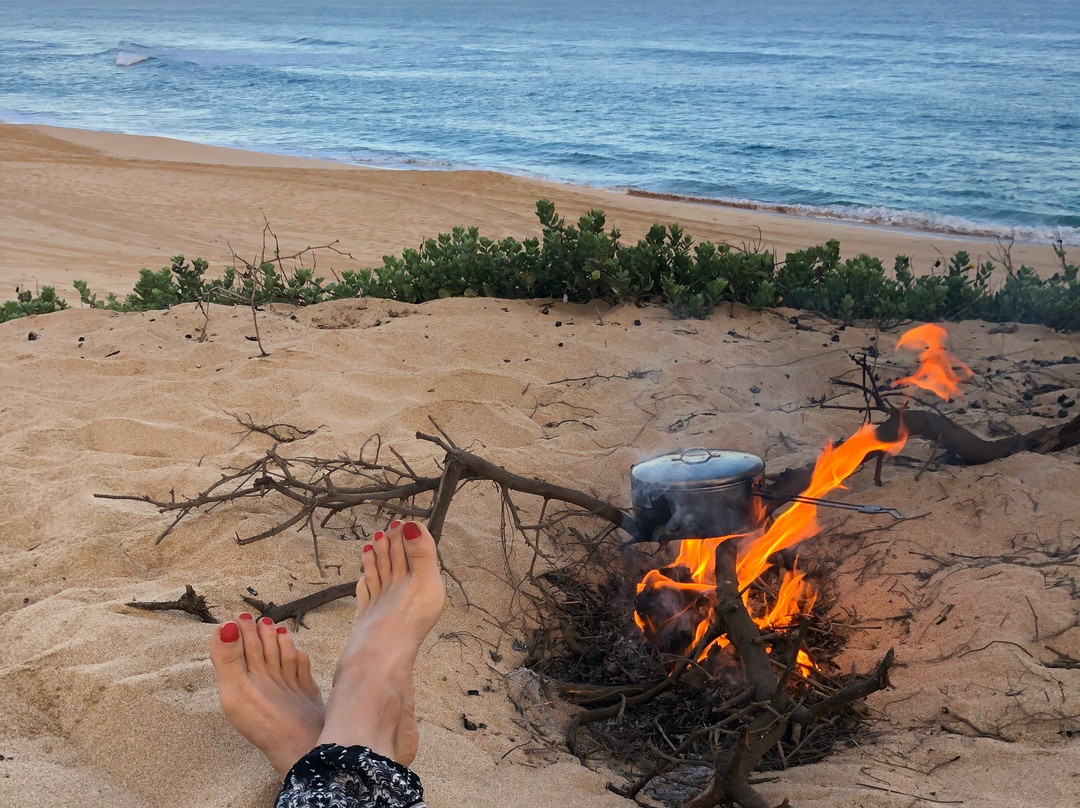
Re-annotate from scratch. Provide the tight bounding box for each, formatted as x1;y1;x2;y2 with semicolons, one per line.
1;123;1067;300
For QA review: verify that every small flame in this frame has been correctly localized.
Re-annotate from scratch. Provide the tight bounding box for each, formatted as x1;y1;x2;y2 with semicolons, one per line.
634;422;908;676
892;323;972;400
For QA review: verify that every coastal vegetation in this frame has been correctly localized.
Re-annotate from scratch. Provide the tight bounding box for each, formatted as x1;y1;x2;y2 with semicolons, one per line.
4;200;1078;330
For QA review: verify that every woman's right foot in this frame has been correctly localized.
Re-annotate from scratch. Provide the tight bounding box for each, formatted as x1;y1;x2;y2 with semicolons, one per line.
318;520;446;766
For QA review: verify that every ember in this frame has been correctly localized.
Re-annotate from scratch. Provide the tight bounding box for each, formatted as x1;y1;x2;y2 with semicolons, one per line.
892;322;973;400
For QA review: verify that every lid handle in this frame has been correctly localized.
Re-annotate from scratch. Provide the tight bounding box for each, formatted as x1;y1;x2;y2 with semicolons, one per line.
678;448;714;464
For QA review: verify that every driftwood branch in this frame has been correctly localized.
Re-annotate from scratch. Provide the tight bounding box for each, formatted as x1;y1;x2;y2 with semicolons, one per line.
883;408;1080;465
416;430;633;532
243;580;358;625
128;585;218;623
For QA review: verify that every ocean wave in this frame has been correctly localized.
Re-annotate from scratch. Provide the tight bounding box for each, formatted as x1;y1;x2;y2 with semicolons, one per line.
290;37;345;46
115;51;151;67
624;190;1080;246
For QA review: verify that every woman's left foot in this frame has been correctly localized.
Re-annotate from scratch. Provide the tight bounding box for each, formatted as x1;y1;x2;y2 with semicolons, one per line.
210;613;325;773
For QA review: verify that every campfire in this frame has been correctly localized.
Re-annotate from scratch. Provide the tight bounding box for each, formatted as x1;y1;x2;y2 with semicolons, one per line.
633;423;907;675
632;324;971;680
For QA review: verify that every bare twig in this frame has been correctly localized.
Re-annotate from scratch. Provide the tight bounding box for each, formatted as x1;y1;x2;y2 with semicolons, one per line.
128;585;218;623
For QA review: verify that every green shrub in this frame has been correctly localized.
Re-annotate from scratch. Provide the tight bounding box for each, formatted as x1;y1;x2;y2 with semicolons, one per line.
1;286;68;323
7;202;1078;331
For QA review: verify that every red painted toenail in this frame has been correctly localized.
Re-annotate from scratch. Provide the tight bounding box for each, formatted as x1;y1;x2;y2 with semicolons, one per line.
276;626;287;634
404;522;422;540
260;616;273;626
239;612;254;621
363;544;374;553
374;530;385;541
390;520;402;528
220;622;239;643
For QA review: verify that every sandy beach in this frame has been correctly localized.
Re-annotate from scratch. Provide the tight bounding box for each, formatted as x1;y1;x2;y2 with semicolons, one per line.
2;124;1066;303
2;125;1079;808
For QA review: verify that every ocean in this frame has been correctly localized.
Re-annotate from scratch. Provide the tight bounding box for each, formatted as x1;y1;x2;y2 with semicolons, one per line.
2;0;1078;244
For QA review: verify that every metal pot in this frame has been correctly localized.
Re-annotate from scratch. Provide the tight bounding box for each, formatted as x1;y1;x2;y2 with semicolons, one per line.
629;448;902;543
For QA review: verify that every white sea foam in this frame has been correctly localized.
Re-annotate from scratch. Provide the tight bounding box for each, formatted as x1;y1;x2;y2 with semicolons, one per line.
115;52;150;67
623;190;1080;246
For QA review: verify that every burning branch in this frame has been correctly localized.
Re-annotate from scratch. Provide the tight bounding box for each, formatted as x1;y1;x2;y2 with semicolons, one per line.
821;324;1080;466
713;542;778;702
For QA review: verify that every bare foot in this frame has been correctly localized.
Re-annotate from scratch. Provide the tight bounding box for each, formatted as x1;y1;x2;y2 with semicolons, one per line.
210;613;324;773
318;520;446;766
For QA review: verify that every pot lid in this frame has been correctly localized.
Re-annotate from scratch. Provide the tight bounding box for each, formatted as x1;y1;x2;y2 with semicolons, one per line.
631;448;765;489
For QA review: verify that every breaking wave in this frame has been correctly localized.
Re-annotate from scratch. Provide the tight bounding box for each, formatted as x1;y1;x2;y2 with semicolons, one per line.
115;51;151;67
625;190;1080;245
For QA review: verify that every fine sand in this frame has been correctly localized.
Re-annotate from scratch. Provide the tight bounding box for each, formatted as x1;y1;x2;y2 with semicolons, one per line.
1;124;1067;303
2;125;1079;808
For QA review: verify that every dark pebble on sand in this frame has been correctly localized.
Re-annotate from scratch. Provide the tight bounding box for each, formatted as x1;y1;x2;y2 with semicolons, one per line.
830;334;840;342
503;358;510;363
489;650;502;663
1059;409;1070;418
558;342;563;347
27;332;37;341
555;321;562;327
467;689;480;696
634;319;641;326
185;334;192;339
462;715;479;731
750;385;761;394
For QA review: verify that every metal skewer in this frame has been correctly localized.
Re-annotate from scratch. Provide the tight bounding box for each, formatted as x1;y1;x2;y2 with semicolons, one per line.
754;491;904;520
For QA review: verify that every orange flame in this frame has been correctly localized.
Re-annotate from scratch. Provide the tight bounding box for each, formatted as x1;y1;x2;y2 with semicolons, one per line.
892;323;972;400
634;422;908;676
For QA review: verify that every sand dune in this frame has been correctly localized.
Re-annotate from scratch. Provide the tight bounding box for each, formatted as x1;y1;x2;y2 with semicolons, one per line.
2;126;1079;808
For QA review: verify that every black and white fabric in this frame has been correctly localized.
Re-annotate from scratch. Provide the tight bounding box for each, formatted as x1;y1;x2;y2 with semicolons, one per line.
274;744;426;808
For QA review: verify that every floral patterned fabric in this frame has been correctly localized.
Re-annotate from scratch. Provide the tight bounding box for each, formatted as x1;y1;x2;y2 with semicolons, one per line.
275;744;425;808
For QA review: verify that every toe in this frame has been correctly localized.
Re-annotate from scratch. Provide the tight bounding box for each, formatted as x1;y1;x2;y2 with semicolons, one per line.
355;574;372;615
258;616;282;671
236;612;267;673
276;625;299;683
402;521;439;574
372;529;393;588
209;621;246;678
362;544;382;599
387;521;407;582
297;649;318;696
